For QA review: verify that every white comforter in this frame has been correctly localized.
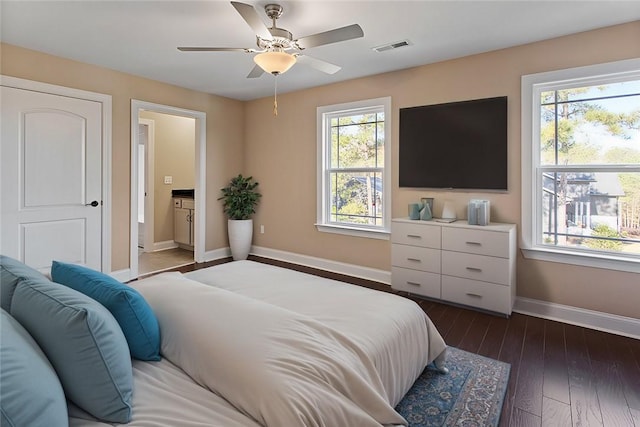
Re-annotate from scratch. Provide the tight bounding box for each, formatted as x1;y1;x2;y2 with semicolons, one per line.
68;358;262;427
186;260;447;406
131;272;407;427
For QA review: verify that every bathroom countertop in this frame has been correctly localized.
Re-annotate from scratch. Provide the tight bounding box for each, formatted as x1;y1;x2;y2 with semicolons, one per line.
171;189;194;198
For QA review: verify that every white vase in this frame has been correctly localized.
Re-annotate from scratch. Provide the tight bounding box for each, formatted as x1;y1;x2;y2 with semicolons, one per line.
228;219;253;261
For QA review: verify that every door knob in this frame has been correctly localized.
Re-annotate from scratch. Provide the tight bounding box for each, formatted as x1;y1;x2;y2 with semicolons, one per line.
86;201;99;207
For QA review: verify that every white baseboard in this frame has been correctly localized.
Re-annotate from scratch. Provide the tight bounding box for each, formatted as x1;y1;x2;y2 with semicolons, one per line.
514;296;640;340
202;247;231;262
250;246;392;285
153;240;178;251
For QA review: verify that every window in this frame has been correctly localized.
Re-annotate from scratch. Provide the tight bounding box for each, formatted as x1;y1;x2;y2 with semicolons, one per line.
522;59;640;273
316;97;391;239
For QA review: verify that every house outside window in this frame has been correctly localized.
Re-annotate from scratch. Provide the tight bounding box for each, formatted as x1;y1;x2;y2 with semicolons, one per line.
316;97;391;239
521;59;640;273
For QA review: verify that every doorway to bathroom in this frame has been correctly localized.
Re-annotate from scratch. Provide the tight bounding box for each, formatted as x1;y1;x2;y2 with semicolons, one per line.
130;100;206;279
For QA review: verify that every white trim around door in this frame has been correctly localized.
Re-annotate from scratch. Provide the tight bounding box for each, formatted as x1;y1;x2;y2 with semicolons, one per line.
138;118;155;253
0;75;112;273
130;100;206;280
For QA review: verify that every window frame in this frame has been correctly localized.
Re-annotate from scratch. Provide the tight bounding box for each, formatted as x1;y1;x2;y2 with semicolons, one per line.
316;97;391;240
521;58;640;273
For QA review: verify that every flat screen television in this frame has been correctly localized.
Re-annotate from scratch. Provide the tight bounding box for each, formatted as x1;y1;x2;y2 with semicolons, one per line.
399;96;508;191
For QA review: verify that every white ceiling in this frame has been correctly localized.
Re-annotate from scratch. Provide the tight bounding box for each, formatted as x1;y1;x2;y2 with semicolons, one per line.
2;1;639;101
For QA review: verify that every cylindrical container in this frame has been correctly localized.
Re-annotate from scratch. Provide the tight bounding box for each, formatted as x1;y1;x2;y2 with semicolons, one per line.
468;200;490;225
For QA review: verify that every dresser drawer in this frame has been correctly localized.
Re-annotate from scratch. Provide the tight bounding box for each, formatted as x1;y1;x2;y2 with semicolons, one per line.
441;251;510;285
391;221;441;249
442;227;509;258
391;267;441;298
392;244;441;273
442;275;512;314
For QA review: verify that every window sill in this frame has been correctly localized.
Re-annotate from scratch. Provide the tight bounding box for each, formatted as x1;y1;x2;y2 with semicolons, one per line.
315;224;390;240
521;246;640;273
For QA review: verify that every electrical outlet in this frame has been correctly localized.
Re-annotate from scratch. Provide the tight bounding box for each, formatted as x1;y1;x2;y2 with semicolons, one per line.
164;176;173;184
260;225;265;234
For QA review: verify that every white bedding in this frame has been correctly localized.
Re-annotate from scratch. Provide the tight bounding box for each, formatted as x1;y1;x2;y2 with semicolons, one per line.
185;260;447;406
131;272;406;427
68;357;261;427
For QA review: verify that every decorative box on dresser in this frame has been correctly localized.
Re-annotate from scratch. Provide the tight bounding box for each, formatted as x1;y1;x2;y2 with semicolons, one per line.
391;218;516;315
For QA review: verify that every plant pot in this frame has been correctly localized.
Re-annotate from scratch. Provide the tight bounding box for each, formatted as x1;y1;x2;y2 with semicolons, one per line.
228;219;253;261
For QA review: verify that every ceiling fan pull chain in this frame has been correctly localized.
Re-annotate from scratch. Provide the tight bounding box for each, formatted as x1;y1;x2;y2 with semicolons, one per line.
273;75;278;117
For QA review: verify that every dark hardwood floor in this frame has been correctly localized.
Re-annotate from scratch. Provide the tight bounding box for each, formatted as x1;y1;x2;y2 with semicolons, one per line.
173;256;640;427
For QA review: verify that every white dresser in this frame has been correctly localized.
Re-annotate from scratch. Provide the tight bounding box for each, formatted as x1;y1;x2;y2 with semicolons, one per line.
391;218;516;315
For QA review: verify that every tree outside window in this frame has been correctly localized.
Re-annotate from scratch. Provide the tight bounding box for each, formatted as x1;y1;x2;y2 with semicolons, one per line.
317;98;391;238
329;113;384;226
537;80;640;257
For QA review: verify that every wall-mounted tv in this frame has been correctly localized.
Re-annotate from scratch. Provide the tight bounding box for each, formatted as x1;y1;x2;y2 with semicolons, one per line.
399;96;507;191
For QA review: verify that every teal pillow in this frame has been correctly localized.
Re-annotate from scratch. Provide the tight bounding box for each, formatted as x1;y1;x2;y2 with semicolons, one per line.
0;309;69;427
0;255;47;312
10;277;133;424
51;260;161;361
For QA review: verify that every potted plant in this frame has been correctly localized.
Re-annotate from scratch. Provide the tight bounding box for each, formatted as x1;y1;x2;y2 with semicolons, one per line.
218;174;261;260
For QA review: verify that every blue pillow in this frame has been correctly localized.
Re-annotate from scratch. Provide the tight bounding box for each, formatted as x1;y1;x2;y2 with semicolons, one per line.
51;260;161;361
0;309;69;427
0;255;47;312
10;277;133;423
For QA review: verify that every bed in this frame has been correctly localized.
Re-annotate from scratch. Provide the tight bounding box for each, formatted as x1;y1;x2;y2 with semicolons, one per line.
1;256;446;427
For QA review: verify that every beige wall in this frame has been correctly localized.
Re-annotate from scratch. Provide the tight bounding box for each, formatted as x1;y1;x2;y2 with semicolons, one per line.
245;21;640;319
2;22;638;319
1;43;244;271
139;111;195;243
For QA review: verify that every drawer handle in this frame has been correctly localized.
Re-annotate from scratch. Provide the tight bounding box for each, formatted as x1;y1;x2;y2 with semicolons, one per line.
407;234;422;239
466;241;482;246
406;281;421;286
466;267;482;272
466;293;483;298
407;258;421;263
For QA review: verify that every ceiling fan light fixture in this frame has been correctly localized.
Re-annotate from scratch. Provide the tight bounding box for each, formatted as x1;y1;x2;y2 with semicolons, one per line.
254;51;296;75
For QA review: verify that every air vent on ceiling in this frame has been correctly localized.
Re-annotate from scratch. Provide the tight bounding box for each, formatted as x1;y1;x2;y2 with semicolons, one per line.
372;40;412;53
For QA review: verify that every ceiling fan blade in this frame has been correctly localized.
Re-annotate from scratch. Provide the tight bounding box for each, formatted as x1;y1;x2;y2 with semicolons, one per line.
178;47;253;52
247;64;265;78
231;1;273;41
296;24;363;49
295;55;341;75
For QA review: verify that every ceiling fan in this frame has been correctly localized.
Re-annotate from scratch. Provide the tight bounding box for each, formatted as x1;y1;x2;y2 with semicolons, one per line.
178;1;364;78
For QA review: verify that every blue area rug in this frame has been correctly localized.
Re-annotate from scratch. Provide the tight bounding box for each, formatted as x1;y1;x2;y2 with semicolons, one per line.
395;347;510;427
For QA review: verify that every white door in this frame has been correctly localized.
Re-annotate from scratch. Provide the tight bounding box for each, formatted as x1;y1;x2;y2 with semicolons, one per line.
1;86;103;271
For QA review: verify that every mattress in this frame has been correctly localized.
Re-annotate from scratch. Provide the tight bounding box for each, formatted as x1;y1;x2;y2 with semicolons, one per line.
185;260;446;406
68;357;261;427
